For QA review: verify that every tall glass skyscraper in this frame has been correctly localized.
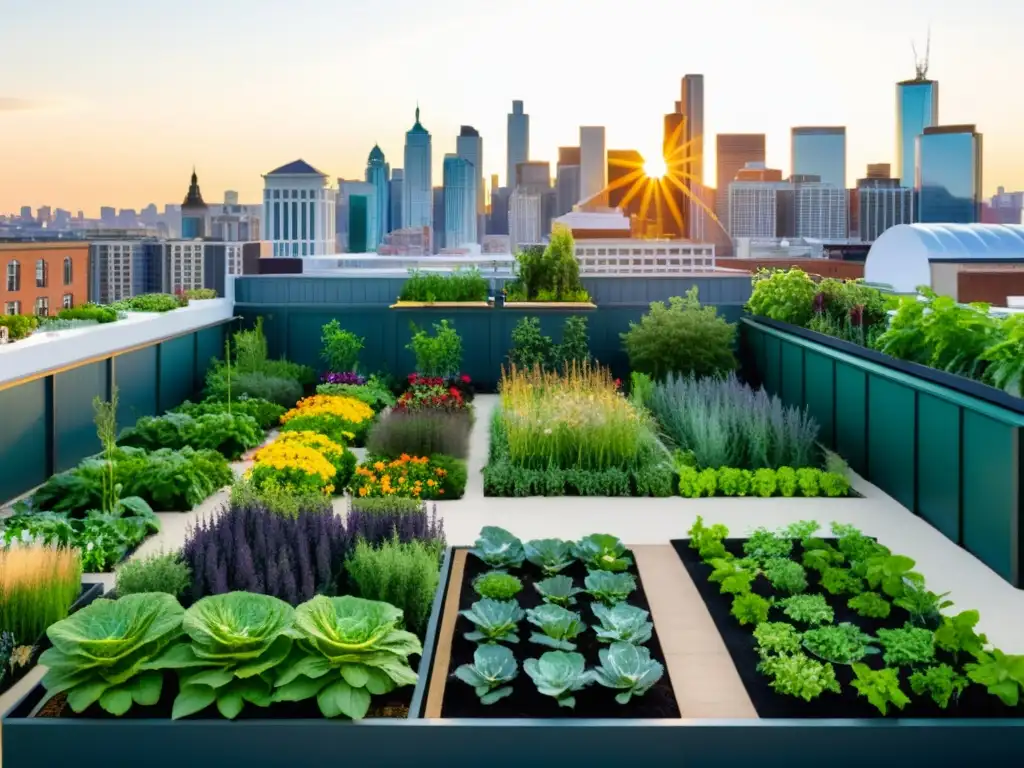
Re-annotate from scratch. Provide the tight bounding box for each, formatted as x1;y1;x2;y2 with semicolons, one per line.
791;127;846;189
455;126;482;243
507;101;529;189
916;125;983;224
442;154;473;249
364;145;389;249
896;79;938;188
402;106;432;230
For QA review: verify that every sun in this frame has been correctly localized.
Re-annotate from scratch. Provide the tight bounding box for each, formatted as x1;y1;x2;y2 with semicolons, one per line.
643;155;667;179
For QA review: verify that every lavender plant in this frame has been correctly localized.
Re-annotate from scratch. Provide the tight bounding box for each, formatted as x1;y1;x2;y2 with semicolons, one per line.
346;500;446;559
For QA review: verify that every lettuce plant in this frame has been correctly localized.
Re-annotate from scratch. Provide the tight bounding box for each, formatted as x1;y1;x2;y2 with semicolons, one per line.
909;664;969;709
584;571;637;605
273;596;422;719
39;593;184;716
534;575;583;607
572;534;632;572
742;528;793;563
801;540;844;573
524;651;591;708
523;538;575;575
965;650;1024;706
757;652;841;702
591;642;664;704
802;623;876;665
687;516;729;561
876;625;936;666
473;571;523;601
753;622;802;658
934;609;988;661
778;594;833;626
763;559;807;595
526;604;586;651
461;599;524;644
851;663;910;715
820;567;865;596
847;592;891;619
591;603;653;645
454;644;519;704
470;527;525;569
160;592;297;720
731;593;771;626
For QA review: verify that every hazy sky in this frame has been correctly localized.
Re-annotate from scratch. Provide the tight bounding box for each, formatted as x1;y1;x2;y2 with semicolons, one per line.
2;0;1022;216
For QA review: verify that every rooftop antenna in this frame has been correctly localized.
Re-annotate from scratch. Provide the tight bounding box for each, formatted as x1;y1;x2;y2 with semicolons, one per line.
912;26;931;80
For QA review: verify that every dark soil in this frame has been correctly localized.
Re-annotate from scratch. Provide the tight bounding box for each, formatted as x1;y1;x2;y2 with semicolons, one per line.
672;537;1024;719
439;551;680;719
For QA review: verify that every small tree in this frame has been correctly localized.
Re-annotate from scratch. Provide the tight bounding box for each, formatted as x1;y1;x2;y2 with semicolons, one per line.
509;317;554;369
545;226;581;300
555;315;590;372
320;319;364;372
407;319;463;378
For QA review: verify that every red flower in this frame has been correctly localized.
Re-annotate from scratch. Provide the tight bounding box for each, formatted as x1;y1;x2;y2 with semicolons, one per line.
460;374;471;383
614;378;622;388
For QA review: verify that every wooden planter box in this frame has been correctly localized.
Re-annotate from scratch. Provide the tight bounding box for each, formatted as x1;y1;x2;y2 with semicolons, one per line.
502;302;597;310
389;301;491;309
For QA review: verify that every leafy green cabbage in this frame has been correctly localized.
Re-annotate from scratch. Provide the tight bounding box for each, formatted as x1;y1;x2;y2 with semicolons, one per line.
584;571;637;605
591;642;664;704
461;598;524;644
453;644;518;704
591;603;653;645
470;527;525;569
534;575;583;607
526;604;586;651
523;651;591;708
523;538;575;575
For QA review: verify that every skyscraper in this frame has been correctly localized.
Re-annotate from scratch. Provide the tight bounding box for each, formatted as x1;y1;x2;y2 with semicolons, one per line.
180;168;209;239
456;126;483;242
608;149;644;216
365;145;390;248
916;125;983;224
791;127;847;189
337;180;376;253
857;173;914;241
896;78;939;189
389;169;403;235
579;127;607;207
716;134;766;236
662;75;704;238
555;147;581;216
402;106;432;230
507;100;529;189
443;154;474;249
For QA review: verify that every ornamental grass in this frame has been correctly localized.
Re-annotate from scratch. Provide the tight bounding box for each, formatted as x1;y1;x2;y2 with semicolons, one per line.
499;361;654;471
247;442;337;496
0;545;82;644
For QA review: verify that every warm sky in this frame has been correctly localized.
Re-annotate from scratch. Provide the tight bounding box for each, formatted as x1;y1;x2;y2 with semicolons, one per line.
2;0;1023;216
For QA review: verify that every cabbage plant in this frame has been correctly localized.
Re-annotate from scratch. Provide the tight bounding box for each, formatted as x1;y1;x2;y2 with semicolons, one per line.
157;592;297;720
524;538;575;575
526;604;586;651
470;527;525;569
39;593;184;716
524;651;592;708
572;534;632;572
453;644;518;704
534;575;583;607
584;571;637;605
273;596;422;720
591;603;653;645
461;599;524;644
591;642;665;704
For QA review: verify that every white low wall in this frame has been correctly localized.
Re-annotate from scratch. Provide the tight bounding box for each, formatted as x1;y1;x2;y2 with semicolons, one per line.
0;299;235;387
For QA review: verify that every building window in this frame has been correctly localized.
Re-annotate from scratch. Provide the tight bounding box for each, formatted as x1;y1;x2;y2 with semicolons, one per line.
6;259;19;291
63;256;73;285
5;301;20;315
35;297;49;316
63;293;73;309
35;259;47;288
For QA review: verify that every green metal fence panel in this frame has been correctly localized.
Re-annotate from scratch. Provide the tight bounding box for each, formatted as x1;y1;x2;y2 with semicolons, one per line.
804;350;835;448
115;346;159;427
780;343;804;407
0;380;49;503
916;394;962;543
53;361;109;473
158;335;196;413
867;377;916;511
195;325;226;389
834;361;868;476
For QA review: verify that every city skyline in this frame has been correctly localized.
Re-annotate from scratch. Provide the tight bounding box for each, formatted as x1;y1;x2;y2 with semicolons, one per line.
3;0;1024;215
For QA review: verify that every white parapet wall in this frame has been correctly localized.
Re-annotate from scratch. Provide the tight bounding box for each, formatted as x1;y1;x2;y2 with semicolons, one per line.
0;299;235;388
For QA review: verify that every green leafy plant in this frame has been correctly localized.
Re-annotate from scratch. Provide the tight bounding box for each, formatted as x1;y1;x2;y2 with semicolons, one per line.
508;226;587;303
461;599;524;644
526;604;586;651
344;536;440;636
572;534;632;572
893;585;952;626
591;603;653;645
757;652;841;701
763;559;808;595
802;622;877;665
709;558;757;596
117;411;263;460
523;650;591;708
473;571;524;601
508;317;556;369
743;528;794;563
851;663;910;715
163;593;296;720
175;396;286;430
111;293;185;313
864;554;924;599
746;268;818;326
688;516;729;561
273;596;421;719
909;664;969;709
781;520;821;540
934;609;989;661
556;315;591;371
801;540;845;573
584;571;637;605
847;592;891;620
731;593;771;626
399;268;489;303
38;593;184;715
717;468;752;496
470;526;525;569
820;567;865;596
778;594;834;626
534;575;583;607
320;320;364;372
591;642;664;704
524;538;575;575
406;319;463;378
753;622;803;658
964;650;1024;706
115;553;191;598
454;644;519;705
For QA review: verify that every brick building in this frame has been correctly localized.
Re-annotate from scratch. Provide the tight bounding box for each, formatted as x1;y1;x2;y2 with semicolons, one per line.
1;242;90;316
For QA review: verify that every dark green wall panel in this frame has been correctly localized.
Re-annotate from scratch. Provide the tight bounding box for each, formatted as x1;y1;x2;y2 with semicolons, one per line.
834;362;867;476
804;351;835;448
195;326;226;387
53;361;108;473
961;412;1018;583
780;343;804;408
762;335;781;395
916;394;961;543
114;346;158;428
0;381;49;502
867;377;916;511
158;336;196;412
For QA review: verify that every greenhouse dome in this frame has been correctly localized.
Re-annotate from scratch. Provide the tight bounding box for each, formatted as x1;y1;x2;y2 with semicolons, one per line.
864;223;1024;293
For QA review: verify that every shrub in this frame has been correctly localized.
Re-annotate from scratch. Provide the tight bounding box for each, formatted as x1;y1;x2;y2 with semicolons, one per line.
646;373;819;470
394;374;469;413
56;304;118;324
399;268;489;303
508;315;591;372
746;268;819;327
114;552;191;598
205;370;304;408
622;286;736;380
345;535;440;636
0;314;40;341
367;409;472;459
248;441;337;496
117;411;262;459
183;288;216;300
0;545;81;644
407;319;463;378
175;395;285;430
182;500;349;605
507;226;588;302
229;475;332;518
351;454;465;500
111;293;185;312
320;320;364;372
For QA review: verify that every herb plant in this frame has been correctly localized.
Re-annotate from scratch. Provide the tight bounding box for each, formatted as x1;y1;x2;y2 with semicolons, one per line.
753;622;802;658
934;610;989;661
591;642;665;704
757;653;841;702
523;651;592;708
893;585;952;626
802;623;877;665
864;554;923;598
964;650;1024;706
819;567;865;596
875;625;936;666
572;534;632;572
320;320;364;372
688;516;730;561
850;664;910;715
470;527;525;569
801;541;845;573
534;575;583;607
731;593;771;626
454;644;519;705
909;664;969;709
591;603;653;645
584;571;637;605
847;592;891;620
523;538;575;575
763;559;807;594
526;604;586;651
345;536;440;636
115;552;191;598
743;528;793;563
473;571;524;601
778;594;834;626
461;599;524;644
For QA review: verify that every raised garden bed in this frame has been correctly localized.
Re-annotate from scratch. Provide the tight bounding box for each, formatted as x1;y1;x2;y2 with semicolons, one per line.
502;302;597;310
389;301;491;309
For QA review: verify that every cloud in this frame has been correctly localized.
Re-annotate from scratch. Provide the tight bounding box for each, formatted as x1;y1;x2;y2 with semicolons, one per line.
0;98;41;112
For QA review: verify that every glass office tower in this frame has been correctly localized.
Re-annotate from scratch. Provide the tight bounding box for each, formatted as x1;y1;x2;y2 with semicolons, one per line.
896;79;938;189
791;127;846;189
916;125;983;224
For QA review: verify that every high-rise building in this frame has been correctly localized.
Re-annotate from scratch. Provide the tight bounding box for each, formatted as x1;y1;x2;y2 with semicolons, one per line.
857;175;914;241
389;169;403;235
403;106;432;230
579;127;607;207
507;100;529;189
896;78;939;188
509;190;542;251
556;147;581;217
607;150;645;220
337;180;377;253
443;154;474;249
716;134;766;237
515;161;551;191
432;187;444;251
791;127;847;189
262;159;336;256
790;180;848;239
100;207;117;226
728;163;790;239
488;186;510;236
916;125;983;224
989;187;1024;225
209;202;261;242
663;74;704;238
365;145;390;248
456;126;483;242
88;241;162;303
